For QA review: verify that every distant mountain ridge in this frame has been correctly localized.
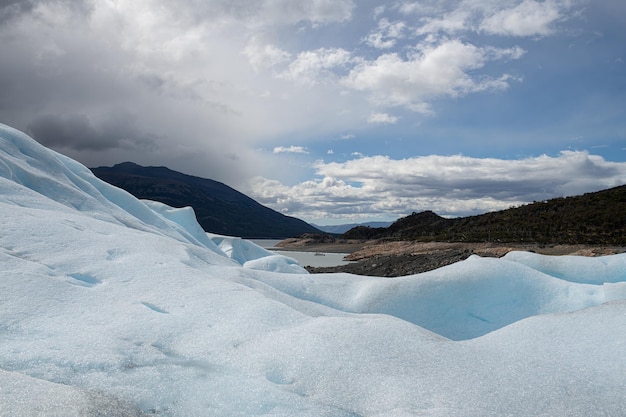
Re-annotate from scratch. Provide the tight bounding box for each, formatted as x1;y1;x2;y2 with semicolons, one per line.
91;162;321;239
342;185;626;245
313;221;393;235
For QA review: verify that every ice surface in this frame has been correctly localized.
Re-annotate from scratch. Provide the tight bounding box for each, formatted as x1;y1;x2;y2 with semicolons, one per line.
209;233;308;273
504;250;626;283
247;254;614;340
1;122;626;416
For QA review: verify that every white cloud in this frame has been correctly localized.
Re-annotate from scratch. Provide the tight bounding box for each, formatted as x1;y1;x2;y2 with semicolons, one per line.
397;1;442;16
248;151;626;222
243;36;291;71
415;9;472;35
343;39;523;112
367;113;399;124
403;0;574;38
364;18;407;49
373;6;386;19
273;145;309;154
480;0;565;37
280;47;352;85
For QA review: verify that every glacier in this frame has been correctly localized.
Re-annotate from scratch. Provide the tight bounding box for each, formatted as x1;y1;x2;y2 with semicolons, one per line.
1;122;625;416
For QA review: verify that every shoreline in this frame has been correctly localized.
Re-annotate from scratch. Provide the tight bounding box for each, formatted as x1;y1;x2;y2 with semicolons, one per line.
272;241;367;254
276;238;626;257
276;237;626;277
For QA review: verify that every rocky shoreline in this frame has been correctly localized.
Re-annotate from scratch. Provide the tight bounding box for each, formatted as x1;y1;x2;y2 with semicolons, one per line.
276;236;626;277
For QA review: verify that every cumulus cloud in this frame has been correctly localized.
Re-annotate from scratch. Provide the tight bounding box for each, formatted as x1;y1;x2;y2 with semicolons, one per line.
406;0;574;38
397;1;442;16
343;39;523;112
248;151;626;221
480;0;565;37
367;113;399;124
243;37;291;71
364;18;407;49
280;47;352;85
273;145;309;154
415;8;472;35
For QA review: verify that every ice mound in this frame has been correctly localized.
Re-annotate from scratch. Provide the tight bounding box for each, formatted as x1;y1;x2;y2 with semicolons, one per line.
0;123;225;253
504;250;626;283
2;122;626;416
246;253;623;339
209;234;308;273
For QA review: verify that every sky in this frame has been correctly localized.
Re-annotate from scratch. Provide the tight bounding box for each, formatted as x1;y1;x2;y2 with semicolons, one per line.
0;0;625;225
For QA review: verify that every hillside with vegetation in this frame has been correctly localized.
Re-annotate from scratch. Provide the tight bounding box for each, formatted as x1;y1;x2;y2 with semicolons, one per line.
341;185;626;245
91;162;321;239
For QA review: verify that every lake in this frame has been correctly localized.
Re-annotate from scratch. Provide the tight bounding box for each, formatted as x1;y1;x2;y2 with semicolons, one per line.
250;239;354;268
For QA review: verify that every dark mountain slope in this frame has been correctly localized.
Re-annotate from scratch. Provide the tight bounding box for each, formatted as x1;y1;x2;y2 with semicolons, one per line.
341;185;626;245
91;162;321;239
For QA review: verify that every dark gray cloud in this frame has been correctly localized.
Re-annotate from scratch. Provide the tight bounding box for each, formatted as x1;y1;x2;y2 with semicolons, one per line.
27;113;158;152
0;0;361;188
0;0;34;23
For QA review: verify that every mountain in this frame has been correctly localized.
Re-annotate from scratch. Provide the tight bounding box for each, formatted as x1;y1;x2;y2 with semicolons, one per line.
312;221;393;234
342;185;626;245
91;162;321;239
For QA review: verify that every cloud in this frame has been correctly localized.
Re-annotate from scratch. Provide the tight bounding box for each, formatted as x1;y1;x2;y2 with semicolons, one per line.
243;37;291;71
397;1;442;16
373;6;386;19
343;39;524;112
280;47;353;85
0;0;614;204
0;0;560;151
367;113;399;124
247;0;355;26
415;8;472;35
248;151;626;221
405;0;575;38
26;113;158;152
0;0;36;24
273;145;310;154
134;0;355;29
480;0;565;37
364;18;407;49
